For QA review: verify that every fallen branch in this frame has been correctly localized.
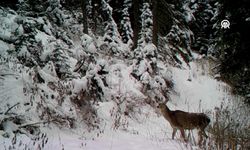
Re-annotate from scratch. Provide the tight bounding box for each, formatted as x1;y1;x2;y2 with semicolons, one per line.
19;120;55;128
4;103;20;115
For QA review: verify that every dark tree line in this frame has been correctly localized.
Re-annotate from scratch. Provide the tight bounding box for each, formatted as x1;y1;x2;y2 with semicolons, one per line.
76;0;250;103
0;0;180;50
217;0;250;103
190;0;250;103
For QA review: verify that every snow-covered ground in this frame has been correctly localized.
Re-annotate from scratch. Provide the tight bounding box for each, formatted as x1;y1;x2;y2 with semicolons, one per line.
0;6;244;150
44;129;193;150
0;56;236;150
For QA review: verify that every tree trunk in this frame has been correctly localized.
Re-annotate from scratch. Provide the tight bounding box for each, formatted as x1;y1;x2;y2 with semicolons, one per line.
82;0;88;34
132;0;140;50
152;0;158;47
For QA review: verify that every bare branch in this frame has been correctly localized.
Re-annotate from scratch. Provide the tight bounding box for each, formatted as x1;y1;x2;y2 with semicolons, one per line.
19;120;55;128
4;103;20;115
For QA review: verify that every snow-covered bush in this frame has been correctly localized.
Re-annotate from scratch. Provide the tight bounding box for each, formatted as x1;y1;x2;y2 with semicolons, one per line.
207;100;250;149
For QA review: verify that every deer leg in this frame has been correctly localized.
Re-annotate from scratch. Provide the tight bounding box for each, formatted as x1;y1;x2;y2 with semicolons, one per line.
198;130;203;146
180;128;187;142
202;130;208;138
172;128;177;139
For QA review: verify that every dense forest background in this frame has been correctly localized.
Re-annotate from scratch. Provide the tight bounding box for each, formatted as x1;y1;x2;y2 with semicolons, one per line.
1;0;249;103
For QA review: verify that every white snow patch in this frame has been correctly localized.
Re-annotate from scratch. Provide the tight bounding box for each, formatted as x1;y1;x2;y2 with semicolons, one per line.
0;40;9;54
169;59;232;114
72;77;88;94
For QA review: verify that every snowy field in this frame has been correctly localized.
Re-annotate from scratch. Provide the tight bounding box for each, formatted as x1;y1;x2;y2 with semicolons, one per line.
0;56;236;150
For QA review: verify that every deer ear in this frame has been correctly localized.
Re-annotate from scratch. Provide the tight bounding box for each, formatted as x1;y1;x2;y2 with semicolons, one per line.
157;103;164;108
164;98;169;104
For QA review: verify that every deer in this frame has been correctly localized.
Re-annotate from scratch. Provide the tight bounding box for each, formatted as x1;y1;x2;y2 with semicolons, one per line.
157;102;210;146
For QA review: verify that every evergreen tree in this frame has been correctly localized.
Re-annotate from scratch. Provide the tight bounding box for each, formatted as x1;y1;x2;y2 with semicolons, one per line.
101;0;123;56
17;0;49;17
0;0;18;10
133;1;154;63
152;0;193;66
81;0;89;34
152;0;174;46
48;43;72;79
88;0;103;33
215;0;250;103
186;0;216;55
131;0;141;50
182;0;250;103
138;2;153;46
120;0;133;46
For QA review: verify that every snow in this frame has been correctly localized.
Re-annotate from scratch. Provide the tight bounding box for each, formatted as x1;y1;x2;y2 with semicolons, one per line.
42;61;58;78
0;102;194;150
142;43;156;57
2;128;190;150
72;77;88;93
0;11;18;42
106;63;144;99
0;40;9;55
81;34;97;54
39;67;58;83
0;5;247;150
35;30;51;46
1;56;235;150
0;76;27;108
183;3;195;22
17;46;31;58
83;132;191;150
170;60;231;112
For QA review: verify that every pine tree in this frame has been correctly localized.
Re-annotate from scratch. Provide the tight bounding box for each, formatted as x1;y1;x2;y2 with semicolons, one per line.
133;1;154;63
49;43;72;79
186;0;216;55
81;0;89;34
152;0;193;66
138;2;153;46
214;0;250;103
0;0;18;10
88;0;103;33
101;0;123;56
120;0;133;46
152;0;173;46
131;0;141;50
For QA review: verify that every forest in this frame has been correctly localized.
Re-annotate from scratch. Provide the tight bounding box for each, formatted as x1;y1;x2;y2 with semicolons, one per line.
0;0;249;149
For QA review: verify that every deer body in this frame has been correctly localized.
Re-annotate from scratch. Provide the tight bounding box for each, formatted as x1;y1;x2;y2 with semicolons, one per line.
158;103;210;145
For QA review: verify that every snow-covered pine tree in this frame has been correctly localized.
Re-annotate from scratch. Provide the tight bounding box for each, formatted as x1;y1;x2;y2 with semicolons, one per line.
185;0;216;55
155;0;193;66
14;18;44;67
119;0;133;46
101;0;124;56
138;2;153;47
213;0;250;103
133;1;153;59
17;0;48;16
131;2;172;106
132;1;154;76
48;43;72;79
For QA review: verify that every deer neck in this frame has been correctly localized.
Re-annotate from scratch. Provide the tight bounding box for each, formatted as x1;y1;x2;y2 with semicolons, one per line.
161;105;172;121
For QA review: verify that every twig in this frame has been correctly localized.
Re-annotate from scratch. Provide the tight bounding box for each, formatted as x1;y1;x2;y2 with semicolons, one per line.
0;73;17;77
4;103;20;115
19;120;55;128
